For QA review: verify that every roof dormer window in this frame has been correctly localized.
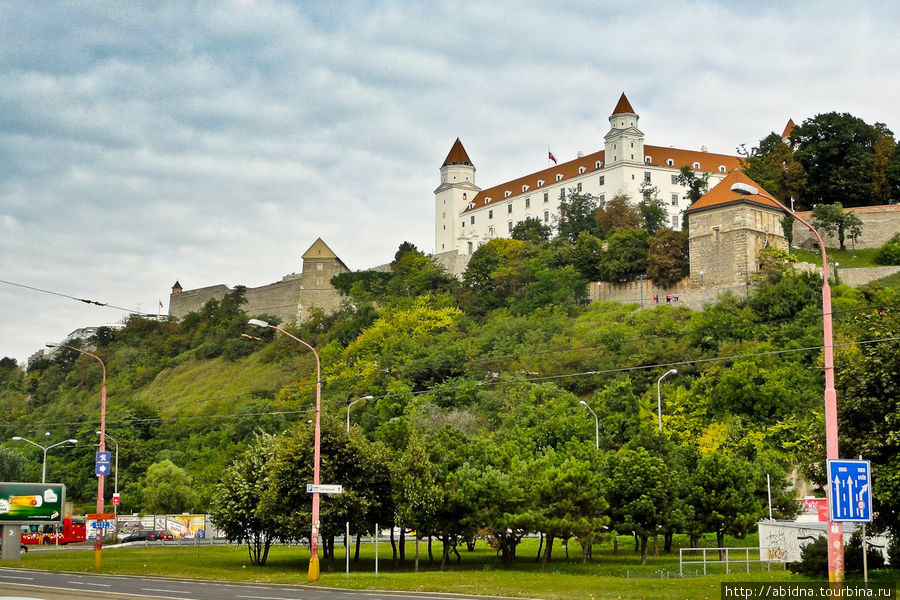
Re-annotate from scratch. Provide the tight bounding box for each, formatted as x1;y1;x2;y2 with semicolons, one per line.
595;161;602;169
645;156;651;164
537;179;545;187
556;174;563;182
485;198;492;204
692;162;701;169
504;190;511;198
666;159;674;167
578;166;586;174
718;165;727;173
522;185;529;192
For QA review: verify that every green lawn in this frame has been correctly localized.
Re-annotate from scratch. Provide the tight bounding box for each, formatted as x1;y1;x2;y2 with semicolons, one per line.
9;535;891;600
790;247;879;268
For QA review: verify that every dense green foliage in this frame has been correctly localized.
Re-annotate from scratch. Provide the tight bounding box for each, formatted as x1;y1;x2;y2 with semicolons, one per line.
3;238;900;572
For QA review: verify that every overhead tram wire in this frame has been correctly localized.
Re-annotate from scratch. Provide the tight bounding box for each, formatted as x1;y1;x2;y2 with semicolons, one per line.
0;278;157;317
24;334;900;432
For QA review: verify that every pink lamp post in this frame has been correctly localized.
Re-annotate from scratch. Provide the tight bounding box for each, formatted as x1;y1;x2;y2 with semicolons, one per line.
731;182;844;582
248;319;323;582
47;343;107;570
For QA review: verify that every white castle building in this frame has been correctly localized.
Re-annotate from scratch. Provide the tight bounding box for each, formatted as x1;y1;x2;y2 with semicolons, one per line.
433;94;743;270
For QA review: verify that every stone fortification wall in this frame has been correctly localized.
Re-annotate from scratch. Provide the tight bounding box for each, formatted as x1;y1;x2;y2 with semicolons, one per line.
169;284;230;320
243;278;304;323
792;263;900;286
792;205;900;249
432;249;471;278
588;279;751;311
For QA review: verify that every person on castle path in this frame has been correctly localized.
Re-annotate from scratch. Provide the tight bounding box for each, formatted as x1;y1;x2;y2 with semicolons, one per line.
666;293;672;303
674;293;679;302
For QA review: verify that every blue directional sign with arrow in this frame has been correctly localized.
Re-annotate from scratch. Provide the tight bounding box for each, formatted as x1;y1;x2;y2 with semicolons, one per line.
95;451;112;477
827;459;872;522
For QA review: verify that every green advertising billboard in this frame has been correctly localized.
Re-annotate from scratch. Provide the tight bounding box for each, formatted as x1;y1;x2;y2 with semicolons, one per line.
0;482;65;523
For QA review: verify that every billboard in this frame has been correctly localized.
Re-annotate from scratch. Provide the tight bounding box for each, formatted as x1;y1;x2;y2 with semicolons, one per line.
0;482;65;523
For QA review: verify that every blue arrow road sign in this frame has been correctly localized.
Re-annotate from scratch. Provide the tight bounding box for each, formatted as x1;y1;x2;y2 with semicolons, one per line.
95;451;112;476
827;459;872;522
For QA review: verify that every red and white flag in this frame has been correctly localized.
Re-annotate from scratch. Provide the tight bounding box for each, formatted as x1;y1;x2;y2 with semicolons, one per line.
159;300;164;309
548;150;557;165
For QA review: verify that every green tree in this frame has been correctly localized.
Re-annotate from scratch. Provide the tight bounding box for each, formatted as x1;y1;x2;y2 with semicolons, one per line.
811;202;863;251
599;228;650;282
140;460;198;514
793;112;894;208
555;190;601;243
511;217;552;243
212;433;279;565
0;446;27;481
647;229;689;287
392;435;440;571
740;133;806;206
638;182;668;235
688;452;765;552
675;166;710;205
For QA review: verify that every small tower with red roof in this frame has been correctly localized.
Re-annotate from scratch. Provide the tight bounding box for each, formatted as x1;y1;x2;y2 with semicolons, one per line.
604;93;645;168
435;138;481;255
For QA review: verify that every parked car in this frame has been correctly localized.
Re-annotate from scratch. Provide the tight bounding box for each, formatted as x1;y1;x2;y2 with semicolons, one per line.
121;530;162;543
157;530;174;541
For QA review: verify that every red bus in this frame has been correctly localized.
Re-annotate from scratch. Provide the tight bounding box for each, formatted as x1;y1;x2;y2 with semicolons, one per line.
20;517;87;545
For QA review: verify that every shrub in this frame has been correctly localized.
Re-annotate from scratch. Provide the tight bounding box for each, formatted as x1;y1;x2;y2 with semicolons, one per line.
873;241;900;265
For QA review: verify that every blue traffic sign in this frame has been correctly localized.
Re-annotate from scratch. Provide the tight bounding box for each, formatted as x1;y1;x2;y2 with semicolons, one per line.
827;459;872;522
95;451;112;476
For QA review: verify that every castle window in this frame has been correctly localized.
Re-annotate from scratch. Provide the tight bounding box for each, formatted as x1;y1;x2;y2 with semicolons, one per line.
525;197;531;208
543;192;549;202
577;182;582;192
631;154;634;160
522;185;529;192
485;198;491;204
504;191;511;198
463;193;467;202
599;194;605;202
508;203;513;214
645;156;651;164
488;210;493;219
671;194;679;205
644;171;651;182
443;225;446;230
713;226;720;241
544;210;549;222
692;161;700;169
508;221;513;232
599;176;605;185
578;166;586;174
316;263;323;271
666;159;674;167
614;144;617;149
671;215;679;229
316;277;323;286
556;174;563;182
538;179;545;187
462;221;465;228
470;215;475;225
488;226;495;236
595;161;602;169
559;188;566;199
718;165;726;173
468;242;473;254
630;142;634;148
671;174;678;184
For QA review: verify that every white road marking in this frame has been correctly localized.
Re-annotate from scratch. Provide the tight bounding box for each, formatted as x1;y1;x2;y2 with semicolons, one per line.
0;575;34;580
67;581;112;586
142;589;192;594
236;595;297;600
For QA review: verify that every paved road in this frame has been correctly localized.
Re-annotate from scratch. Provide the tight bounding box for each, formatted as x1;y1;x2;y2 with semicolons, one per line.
0;568;499;600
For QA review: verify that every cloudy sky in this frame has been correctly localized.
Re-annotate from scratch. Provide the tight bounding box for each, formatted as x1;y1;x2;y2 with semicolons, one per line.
2;0;899;365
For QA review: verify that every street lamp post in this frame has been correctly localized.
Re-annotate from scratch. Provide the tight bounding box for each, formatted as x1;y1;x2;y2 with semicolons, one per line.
47;343;106;570
731;181;844;582
347;396;373;433
578;400;599;450
11;435;77;483
248;319;323;582
657;369;677;433
98;431;119;537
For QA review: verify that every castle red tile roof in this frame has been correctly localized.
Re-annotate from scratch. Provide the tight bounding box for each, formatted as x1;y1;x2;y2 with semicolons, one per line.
463;145;743;214
612;93;636;115
782;119;796;139
442;138;474;167
687;170;783;213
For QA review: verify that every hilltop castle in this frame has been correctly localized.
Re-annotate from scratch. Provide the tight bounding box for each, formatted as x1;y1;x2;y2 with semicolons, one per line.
433;93;742;270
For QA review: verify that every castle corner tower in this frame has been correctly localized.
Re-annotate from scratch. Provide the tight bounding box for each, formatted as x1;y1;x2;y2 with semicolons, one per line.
434;138;480;255
604;93;644;167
